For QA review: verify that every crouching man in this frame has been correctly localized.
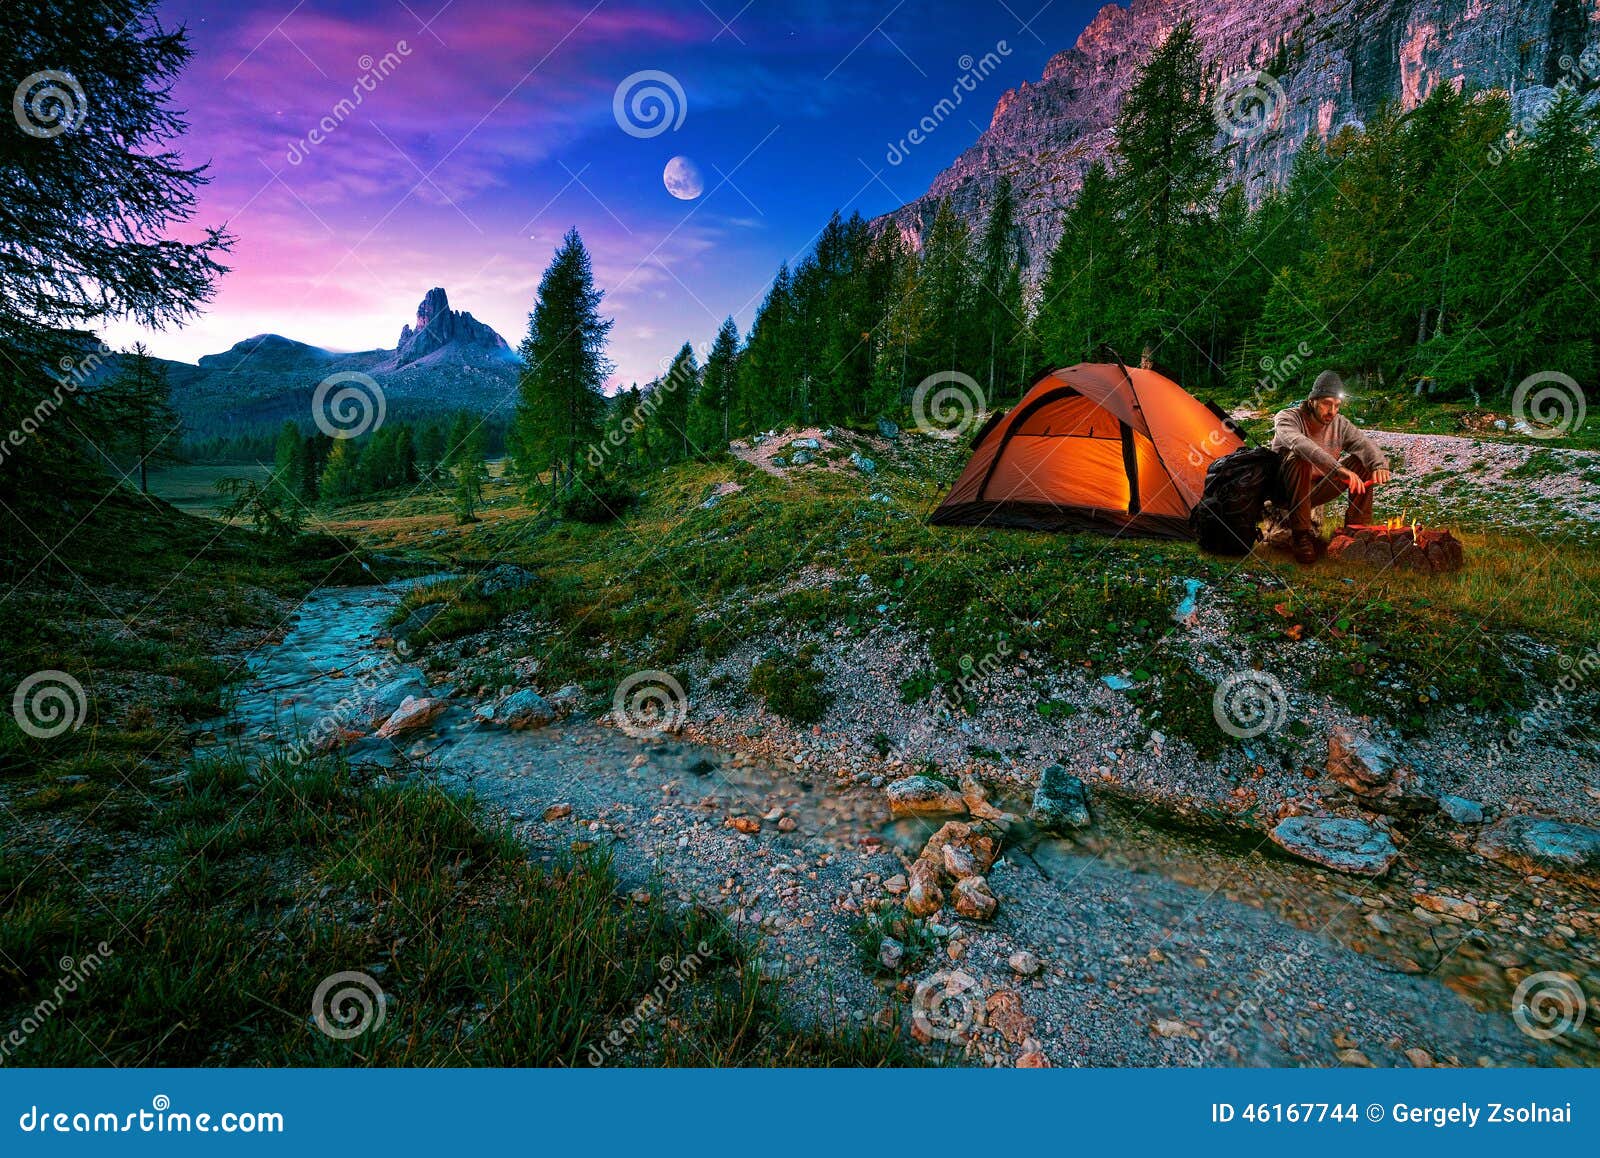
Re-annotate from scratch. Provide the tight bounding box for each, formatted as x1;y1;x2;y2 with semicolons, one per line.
1271;370;1392;565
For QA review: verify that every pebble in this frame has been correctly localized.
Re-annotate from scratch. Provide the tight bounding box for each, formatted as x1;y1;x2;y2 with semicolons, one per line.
1009;950;1041;976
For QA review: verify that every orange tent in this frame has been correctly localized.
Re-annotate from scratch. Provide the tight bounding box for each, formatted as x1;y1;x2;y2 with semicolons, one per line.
929;363;1243;539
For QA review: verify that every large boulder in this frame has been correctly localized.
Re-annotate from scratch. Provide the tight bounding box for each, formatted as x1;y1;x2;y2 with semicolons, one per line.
886;775;967;818
1029;765;1092;831
1269;816;1399;876
1326;729;1436;816
1475;816;1600;886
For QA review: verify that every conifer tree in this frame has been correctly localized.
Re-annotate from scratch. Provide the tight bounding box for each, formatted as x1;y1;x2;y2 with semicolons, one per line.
514;228;613;494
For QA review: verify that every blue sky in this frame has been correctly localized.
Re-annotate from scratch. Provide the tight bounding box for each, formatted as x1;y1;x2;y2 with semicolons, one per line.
107;0;1104;387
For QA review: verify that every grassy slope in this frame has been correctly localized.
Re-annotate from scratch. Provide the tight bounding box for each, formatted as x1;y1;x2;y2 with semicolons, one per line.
355;432;1598;755
0;490;909;1066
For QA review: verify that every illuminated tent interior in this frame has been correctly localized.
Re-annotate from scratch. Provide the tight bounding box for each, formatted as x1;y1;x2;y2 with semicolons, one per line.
928;363;1244;539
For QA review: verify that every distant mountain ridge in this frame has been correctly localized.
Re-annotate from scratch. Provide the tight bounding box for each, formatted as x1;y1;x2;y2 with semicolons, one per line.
874;0;1593;273
137;288;520;440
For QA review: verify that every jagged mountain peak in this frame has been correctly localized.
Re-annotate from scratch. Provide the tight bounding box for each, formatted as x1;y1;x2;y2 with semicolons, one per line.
875;0;1588;274
395;286;513;367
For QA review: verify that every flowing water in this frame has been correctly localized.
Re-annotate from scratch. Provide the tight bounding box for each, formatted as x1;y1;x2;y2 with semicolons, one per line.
215;580;1598;1066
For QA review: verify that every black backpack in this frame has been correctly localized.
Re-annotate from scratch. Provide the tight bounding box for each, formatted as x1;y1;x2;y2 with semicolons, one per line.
1191;447;1283;555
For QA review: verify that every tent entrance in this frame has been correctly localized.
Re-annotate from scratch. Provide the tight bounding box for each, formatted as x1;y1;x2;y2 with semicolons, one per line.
975;386;1145;515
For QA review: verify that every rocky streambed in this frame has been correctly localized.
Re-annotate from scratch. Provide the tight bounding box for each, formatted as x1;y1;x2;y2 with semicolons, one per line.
209;578;1600;1067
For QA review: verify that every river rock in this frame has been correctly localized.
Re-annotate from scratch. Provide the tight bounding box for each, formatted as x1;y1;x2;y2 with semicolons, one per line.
924;820;1000;880
1009;950;1041;976
850;451;876;474
1268;816;1399;876
1474;816;1600;886
496;688;555;729
362;675;430;726
1326;729;1436;816
877;417;900;439
375;695;446;739
904;858;943;917
547;684;584;714
887;775;967;818
878;937;905;971
1029;764;1092;831
952;876;997;920
1438;794;1486;825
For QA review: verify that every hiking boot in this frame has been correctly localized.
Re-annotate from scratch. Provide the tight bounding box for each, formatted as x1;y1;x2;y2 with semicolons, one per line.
1291;531;1317;565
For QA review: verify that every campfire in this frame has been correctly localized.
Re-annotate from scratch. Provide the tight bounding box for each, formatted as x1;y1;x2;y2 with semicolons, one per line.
1326;510;1464;572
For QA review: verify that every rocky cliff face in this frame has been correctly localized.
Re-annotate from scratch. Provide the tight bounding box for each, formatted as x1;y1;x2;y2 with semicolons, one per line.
395;286;513;367
876;0;1595;274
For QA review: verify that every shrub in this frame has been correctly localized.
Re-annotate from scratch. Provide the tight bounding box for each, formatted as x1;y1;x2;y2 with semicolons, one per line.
748;647;832;724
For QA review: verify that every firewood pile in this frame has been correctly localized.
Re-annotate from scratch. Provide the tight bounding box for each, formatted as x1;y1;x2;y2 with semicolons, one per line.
1326;517;1464;573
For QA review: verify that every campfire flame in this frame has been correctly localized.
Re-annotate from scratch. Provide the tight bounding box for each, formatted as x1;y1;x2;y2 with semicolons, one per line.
1380;511;1421;542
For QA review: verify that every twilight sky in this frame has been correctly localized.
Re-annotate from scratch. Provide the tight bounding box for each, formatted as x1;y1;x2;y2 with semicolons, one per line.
106;0;1102;388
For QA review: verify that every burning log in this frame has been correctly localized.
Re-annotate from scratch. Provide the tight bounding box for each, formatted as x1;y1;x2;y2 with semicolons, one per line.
1326;516;1464;573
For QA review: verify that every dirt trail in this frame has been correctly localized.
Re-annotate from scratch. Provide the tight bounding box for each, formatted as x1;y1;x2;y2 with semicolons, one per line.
220;581;1596;1067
